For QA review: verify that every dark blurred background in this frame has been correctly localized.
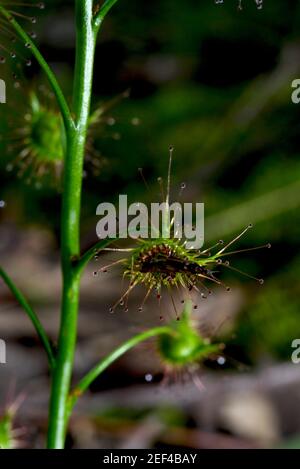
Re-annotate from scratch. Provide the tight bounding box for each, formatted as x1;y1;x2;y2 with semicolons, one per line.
1;0;300;449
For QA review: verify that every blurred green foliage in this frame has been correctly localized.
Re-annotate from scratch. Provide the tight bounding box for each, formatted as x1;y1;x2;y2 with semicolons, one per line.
96;405;186;428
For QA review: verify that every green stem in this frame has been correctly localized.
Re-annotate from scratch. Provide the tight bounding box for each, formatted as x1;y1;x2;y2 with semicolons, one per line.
47;0;97;449
75;238;117;276
0;267;55;370
93;0;120;29
68;327;173;412
47;270;81;449
0;0;122;449
0;6;73;132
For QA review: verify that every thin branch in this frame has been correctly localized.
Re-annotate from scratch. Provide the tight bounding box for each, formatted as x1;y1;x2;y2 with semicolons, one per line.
75;238;117;276
93;0;120;30
67;326;173;412
0;6;74;133
0;267;56;370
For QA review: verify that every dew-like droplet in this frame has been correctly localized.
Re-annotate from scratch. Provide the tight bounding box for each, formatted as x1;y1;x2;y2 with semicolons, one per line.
0;200;6;208
145;373;153;382
217;356;226;365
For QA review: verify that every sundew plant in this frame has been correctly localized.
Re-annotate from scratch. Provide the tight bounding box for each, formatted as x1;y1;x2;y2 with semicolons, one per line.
0;1;268;449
